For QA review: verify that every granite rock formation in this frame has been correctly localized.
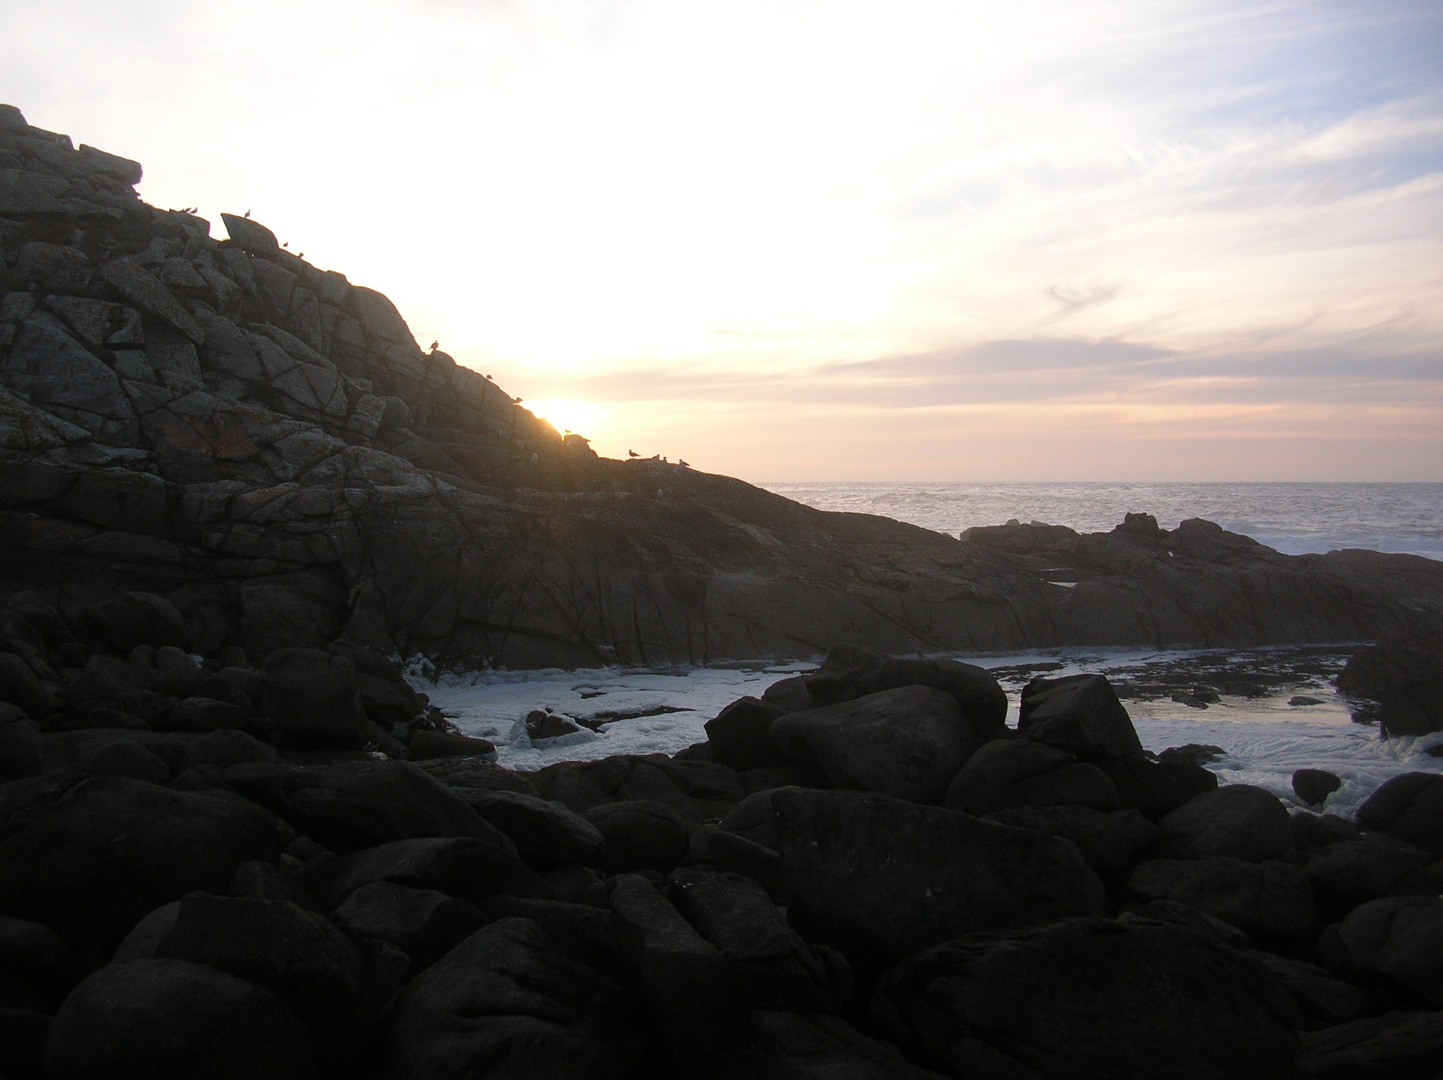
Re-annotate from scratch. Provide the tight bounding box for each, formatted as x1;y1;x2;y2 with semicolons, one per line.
4;105;1443;671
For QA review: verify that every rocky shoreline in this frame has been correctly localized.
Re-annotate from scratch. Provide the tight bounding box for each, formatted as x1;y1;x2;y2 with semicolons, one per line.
4;104;1443;669
2;621;1442;1079
4;105;1443;1078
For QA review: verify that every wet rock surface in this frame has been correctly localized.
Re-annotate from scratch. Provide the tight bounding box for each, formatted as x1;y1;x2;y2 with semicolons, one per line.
1;629;1440;1078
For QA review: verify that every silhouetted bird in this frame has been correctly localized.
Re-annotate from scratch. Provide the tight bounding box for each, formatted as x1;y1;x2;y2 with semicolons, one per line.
628;450;639;458
514;396;522;404
429;340;439;351
282;241;289;248
485;374;492;380
244;210;251;218
679;460;689;468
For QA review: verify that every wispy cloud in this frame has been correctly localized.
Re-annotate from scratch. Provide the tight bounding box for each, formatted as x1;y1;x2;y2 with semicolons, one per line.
1;0;1439;478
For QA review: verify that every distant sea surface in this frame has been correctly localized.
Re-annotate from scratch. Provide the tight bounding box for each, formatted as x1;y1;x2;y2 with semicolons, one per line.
757;482;1443;561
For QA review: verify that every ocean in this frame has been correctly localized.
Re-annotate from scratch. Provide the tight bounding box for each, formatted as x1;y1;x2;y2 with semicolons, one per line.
414;480;1443;810
758;481;1443;561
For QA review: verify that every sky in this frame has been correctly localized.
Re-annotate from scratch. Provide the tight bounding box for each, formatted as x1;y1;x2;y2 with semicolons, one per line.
3;0;1441;481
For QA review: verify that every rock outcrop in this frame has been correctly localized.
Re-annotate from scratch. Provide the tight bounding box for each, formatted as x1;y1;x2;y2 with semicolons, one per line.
4;106;1443;671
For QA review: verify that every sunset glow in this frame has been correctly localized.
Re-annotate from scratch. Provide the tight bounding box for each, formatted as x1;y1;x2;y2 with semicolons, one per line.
4;0;1439;479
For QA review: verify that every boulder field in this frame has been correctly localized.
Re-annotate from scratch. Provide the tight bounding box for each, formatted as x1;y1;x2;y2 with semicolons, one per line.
2;638;1442;1079
4;104;1443;669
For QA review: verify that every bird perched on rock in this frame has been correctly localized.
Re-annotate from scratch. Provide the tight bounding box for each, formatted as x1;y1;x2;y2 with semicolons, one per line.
429;340;439;352
243;209;251;218
628;449;639;458
678;459;689;468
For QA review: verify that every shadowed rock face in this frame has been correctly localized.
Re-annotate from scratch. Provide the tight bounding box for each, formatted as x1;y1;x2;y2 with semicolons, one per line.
4;105;1443;667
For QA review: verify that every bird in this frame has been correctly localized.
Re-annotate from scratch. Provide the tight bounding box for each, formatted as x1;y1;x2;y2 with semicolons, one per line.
429;340;439;352
244;210;251;218
514;396;523;404
485;374;492;380
628;450;639;458
679;459;689;468
282;241;289;248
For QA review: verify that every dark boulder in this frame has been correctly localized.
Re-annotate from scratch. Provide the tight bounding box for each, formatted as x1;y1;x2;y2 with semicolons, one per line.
296;836;550;911
0;914;73;999
456;787;605;868
610;872;849;1073
46;958;313;1080
586;799;690;874
388;916;647;1080
1018;673;1145;761
1242;949;1373;1027
79;591;187;655
179;728;281;771
1356;773;1443;855
0;1006;50;1078
261;648;367;748
1120;898;1250;948
1129;857;1319;948
1337;634;1443;735
1298;1010;1443;1080
802;645;1007;737
761;675;820;713
331;881;487;975
1294;768;1343;807
0;775;283;945
0;653;59;719
870;917;1300;1080
705;696;791;769
1154;784;1296;862
154;892;362;1026
714;787;1102;976
1319;895;1443;1006
984;805;1158;874
0;718;42;781
944;739;1119;815
407;730;497;759
223;759;507;852
160;695;252;735
1102;752;1219;820
1292;811;1364;856
696;1010;950;1080
1307;838;1439;918
770;685;979;804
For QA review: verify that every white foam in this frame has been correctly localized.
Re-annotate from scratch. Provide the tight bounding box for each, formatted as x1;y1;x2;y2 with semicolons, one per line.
413;651;1443;817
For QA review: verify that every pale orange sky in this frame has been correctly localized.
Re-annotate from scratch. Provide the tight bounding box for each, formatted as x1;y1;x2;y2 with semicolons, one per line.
4;0;1441;479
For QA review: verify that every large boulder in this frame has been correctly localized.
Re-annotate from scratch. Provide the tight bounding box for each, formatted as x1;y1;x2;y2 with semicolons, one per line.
1129;857;1319;947
1298;1010;1443;1080
260;648;368;748
802;645;1008;738
1102;752;1219;820
944;739;1120;815
331;881;487;975
0;775;283;945
586;799;690;874
1154;784;1296;862
79;591;187;655
223;760;507;852
696;1010;949;1080
610;871;849;1073
388;917;647;1080
984;805;1159;875
870;917;1300;1080
1307;839;1440;918
296;836;550;911
46;958;313;1080
1356;773;1443;855
705;696;791;770
1017;673;1145;761
456;787;605;868
1319;896;1443;1006
153;892;363;1026
1337;634;1443;735
770;685;979;804
714;787;1102;976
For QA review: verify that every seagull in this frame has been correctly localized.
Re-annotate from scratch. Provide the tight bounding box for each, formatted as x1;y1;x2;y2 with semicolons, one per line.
429;340;439;351
244;210;251;218
678;459;689;468
628;450;639;458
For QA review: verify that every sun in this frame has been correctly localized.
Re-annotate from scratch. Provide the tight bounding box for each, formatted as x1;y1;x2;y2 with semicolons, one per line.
524;398;604;439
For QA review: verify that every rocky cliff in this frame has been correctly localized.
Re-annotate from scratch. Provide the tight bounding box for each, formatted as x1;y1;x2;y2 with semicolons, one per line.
3;104;1442;667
